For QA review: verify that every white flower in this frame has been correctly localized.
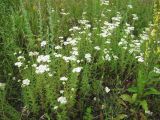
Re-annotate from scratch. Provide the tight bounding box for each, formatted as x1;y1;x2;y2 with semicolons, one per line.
128;4;133;9
105;87;110;93
41;41;47;47
113;55;119;60
29;51;39;56
54;53;62;58
85;53;91;62
94;46;101;51
62;82;66;85
17;56;25;61
153;67;160;74
71;50;79;56
37;55;50;63
22;79;30;87
57;96;67;104
15;62;23;67
54;106;58;110
60;90;64;94
132;14;138;20
145;110;153;115
136;56;144;62
72;67;82;73
48;73;53;77
60;77;68;81
35;65;50;74
55;45;62;50
32;64;37;67
71;88;75;91
105;54;111;61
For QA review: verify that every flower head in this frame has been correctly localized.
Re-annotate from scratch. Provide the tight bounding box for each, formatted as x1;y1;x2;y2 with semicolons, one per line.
22;79;30;87
105;86;110;93
57;96;67;104
72;67;82;73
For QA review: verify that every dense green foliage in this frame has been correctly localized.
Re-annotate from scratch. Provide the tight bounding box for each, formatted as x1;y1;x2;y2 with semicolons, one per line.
0;0;160;119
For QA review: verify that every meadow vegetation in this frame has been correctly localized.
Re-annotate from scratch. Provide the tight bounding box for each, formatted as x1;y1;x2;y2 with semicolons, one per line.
0;0;160;119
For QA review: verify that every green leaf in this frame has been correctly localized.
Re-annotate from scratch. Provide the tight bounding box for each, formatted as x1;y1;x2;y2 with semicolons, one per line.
144;88;160;96
114;114;127;120
139;100;148;111
127;87;138;93
120;94;133;103
132;94;137;102
137;70;146;95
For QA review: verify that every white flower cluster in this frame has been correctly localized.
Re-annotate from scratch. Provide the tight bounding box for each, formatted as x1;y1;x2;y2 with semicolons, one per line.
153;67;160;74
29;51;39;56
94;46;101;51
60;76;68;81
57;96;67;104
31;54;51;74
100;12;121;38
85;53;91;62
37;55;50;63
100;0;109;6
72;67;83;73
105;86;110;93
35;64;50;74
22;79;30;87
15;55;25;68
15;61;23;68
41;41;47;47
103;49;111;61
124;23;134;35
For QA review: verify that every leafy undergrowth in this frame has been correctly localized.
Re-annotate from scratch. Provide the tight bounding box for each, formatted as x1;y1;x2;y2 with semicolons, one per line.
0;0;160;119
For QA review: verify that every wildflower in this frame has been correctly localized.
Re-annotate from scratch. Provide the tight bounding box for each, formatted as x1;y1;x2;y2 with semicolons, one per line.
72;67;83;73
136;56;144;62
60;90;64;94
60;77;68;81
35;65;50;74
94;46;101;51
62;82;66;85
48;73;53;77
105;87;110;93
54;53;62;58
57;96;67;104
132;14;138;20
101;104;105;109
128;4;133;9
54;106;58;110
93;97;97;101
41;41;47;47
29;51;39;56
37;55;50;63
15;62;23;67
153;67;160;74
71;88;75;91
17;56;25;61
22;79;30;87
55;45;62;50
71;50;79;56
113;55;119;60
104;54;111;61
145;110;153;115
32;64;37;67
85;53;91;62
